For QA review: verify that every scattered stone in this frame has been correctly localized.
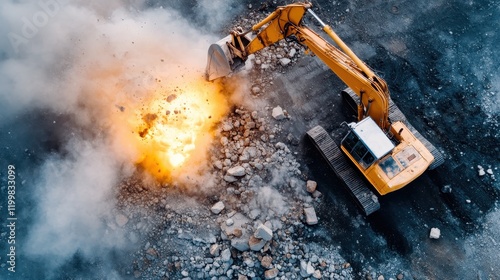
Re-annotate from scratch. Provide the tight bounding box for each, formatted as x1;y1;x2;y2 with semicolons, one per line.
289;48;297;58
231;237;250;251
377;275;385;280
252;86;261;94
226;218;234;226
486;168;493;175
304;207;318;225
441;185;452;193
306;180;317;193
227;166;246;177
429;227;441;239
211;201;225;214
279;57;291;66
272;106;286;120
254;224;273;241
300;261;315;277
224;175;238;183
221;248;231;262
249;235;266;251
116;213;129;227
312;269;322;279
210;244;220;256
312;190;322;198
261;255;273;268
265;268;279;279
397;273;404;280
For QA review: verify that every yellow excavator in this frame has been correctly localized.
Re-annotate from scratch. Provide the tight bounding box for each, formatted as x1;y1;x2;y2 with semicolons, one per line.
206;2;443;215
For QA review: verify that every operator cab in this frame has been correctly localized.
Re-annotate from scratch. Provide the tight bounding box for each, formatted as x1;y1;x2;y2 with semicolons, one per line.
341;117;395;169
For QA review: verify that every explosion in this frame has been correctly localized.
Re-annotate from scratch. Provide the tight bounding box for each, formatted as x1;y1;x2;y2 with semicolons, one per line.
133;74;229;181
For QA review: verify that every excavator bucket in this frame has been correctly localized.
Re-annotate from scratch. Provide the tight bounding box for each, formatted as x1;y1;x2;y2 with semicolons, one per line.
205;36;233;81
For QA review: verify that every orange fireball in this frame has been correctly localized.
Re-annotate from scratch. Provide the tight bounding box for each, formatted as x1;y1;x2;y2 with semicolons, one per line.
133;75;228;181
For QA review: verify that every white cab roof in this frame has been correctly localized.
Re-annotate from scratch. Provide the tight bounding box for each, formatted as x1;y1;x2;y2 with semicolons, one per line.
351;117;394;159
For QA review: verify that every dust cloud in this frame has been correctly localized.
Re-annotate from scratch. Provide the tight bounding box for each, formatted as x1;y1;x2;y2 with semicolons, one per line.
0;0;240;277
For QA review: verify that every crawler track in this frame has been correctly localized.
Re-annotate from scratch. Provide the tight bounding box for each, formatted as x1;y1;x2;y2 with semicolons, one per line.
307;126;380;215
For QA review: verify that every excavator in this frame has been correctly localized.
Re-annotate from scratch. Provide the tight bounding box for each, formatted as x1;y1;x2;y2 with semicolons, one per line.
205;2;444;215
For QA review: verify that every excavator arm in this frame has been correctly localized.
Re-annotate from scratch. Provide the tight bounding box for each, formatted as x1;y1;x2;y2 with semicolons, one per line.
206;2;390;129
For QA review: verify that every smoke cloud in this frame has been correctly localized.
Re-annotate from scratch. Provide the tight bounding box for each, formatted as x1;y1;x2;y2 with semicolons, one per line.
0;0;240;277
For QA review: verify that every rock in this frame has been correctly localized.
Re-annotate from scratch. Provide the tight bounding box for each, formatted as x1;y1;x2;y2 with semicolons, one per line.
312;270;322;279
221;248;231;262
231;237;250;251
226;218;234;226
279;58;291;66
429;227;441;239
265;268;279;279
377;276;384;280
181;270;189;277
304;207;318;225
238;275;248;280
222;122;233;131
210;244;220;256
306;180;317;193
479;169;486;176
224;175;238;183
289;48;297;58
227;166;246;177
312;190;322;198
252;86;261;94
272;106;286;120
261;255;273;268
214;160;223;170
486;168;493;175
441;184;452;193
249;236;266;251
255;224;273;241
116;214;129;227
300;261;314;277
397;273;404;280
211;201;225;214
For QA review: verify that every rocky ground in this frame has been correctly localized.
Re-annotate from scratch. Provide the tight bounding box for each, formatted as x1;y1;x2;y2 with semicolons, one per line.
1;1;498;280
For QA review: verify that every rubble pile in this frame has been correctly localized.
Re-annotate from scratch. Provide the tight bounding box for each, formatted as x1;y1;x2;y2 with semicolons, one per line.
113;104;354;279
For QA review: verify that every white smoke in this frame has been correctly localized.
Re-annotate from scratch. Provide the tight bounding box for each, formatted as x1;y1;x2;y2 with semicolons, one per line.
0;0;238;277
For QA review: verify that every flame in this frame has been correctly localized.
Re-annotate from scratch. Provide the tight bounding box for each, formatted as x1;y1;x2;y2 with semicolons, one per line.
132;75;228;181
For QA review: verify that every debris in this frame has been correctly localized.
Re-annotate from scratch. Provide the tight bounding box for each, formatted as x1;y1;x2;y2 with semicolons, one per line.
265;268;279;279
115;213;129;227
306;180;317;193
261;255;273;268
279;57;291;66
441;184;452;193
304;207;318;225
231;237;250;251
252;86;261;94
429;228;441;239
210;244;220;256
254;224;273;241
272;106;286;120
249;235;266;251
221;248;231;262
211;201;225;214
312;270;322;279
300;261;315;277
227;166;246;177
